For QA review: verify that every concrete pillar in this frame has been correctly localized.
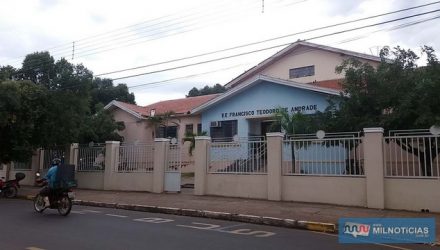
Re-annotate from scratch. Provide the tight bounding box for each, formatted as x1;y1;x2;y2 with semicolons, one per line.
103;141;120;190
266;132;284;201
38;149;45;172
69;143;79;169
363;128;385;209
194;136;210;196
153;138;169;193
31;149;42;185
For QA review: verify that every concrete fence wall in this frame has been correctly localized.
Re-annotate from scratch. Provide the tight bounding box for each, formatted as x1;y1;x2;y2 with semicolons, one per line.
194;128;440;212
10;139;173;194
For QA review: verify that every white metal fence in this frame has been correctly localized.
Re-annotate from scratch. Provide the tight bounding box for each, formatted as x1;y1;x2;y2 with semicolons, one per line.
117;144;154;172
167;144;181;172
384;130;439;178
209;138;267;174
282;133;364;176
76;145;105;172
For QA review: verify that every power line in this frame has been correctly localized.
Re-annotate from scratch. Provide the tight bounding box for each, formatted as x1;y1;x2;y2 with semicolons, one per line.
7;0;435;71
4;0;298;65
108;9;440;81
93;2;440;76
54;13;440;92
122;15;440;91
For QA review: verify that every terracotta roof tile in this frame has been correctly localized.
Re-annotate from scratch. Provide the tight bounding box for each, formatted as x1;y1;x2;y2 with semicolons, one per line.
115;101;150;116
309;79;343;91
114;94;220;117
144;94;220;116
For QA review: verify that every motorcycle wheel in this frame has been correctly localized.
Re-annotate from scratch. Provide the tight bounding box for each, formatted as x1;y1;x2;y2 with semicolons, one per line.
4;186;17;198
34;195;46;213
57;196;72;216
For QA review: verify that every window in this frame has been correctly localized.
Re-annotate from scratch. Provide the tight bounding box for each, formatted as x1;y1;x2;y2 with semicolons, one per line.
210;120;237;141
13;159;32;170
289;65;315;78
156;126;178;139
197;123;202;134
185;124;194;135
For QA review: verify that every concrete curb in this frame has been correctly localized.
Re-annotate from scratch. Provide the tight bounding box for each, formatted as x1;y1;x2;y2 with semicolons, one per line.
18;194;336;234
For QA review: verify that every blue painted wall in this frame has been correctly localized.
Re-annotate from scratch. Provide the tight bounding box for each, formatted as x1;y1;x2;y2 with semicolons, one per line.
200;80;333;137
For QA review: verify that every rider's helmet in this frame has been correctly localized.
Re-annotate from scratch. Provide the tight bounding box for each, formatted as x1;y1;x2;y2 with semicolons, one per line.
51;158;61;166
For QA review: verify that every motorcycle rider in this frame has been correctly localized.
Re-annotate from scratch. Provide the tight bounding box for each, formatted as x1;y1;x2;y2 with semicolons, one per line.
39;158;61;207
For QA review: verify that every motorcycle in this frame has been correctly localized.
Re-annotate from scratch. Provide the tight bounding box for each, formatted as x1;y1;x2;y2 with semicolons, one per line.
33;173;75;216
0;172;26;198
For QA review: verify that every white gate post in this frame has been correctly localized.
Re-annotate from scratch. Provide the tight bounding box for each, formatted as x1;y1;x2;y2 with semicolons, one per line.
104;141;120;190
69;143;79;170
153;138;169;193
363;128;385;209
267;132;284;201
194;136;210;196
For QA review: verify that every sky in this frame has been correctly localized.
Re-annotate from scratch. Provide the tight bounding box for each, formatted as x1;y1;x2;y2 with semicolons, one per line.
1;0;440;106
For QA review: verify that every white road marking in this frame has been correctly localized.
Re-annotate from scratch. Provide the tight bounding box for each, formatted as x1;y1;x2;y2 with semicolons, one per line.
314;231;413;250
26;247;46;250
133;217;174;223
177;222;221;230
81;209;102;213
105;214;128;218
71;211;85;214
177;222;276;238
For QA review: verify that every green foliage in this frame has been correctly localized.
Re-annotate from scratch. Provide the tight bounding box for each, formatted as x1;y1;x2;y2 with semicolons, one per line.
324;45;440;131
271;107;319;135
91;78;135;113
79;104;125;143
183;131;208;155
0;52;136;163
0;80;48;163
186;84;226;97
0;65;16;81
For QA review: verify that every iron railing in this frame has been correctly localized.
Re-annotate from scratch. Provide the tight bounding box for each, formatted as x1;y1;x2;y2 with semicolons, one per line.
117;144;154;172
76;145;106;172
282;135;364;176
209;138;267;174
384;130;439;178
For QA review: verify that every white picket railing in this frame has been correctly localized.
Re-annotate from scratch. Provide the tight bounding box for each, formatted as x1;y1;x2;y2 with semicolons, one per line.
209;138;267;174
384;131;439;178
76;145;105;172
282;134;364;176
117;144;154;173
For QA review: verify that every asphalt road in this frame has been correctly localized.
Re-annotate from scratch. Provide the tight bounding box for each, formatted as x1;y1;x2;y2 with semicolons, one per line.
0;199;435;250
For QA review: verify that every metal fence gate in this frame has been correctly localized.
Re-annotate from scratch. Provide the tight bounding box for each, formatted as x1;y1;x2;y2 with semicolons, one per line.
165;143;181;192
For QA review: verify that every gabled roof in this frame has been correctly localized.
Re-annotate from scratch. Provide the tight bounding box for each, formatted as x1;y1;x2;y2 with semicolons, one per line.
104;100;146;119
104;94;220;118
143;94;220;116
225;41;381;88
192;75;342;114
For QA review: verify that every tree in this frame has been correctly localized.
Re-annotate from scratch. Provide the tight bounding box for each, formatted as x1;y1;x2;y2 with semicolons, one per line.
79;103;125;143
91;78;135;113
20;51;56;88
186;84;226;97
0;65;16;81
0;80;49;163
316;45;440;176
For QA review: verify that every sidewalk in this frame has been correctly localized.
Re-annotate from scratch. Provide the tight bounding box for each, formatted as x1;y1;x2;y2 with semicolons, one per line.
18;186;440;243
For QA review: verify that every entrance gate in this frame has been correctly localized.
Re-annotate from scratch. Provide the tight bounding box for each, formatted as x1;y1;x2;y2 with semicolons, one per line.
165;143;181;192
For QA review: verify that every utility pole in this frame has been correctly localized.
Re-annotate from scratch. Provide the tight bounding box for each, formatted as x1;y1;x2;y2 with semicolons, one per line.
262;0;264;13
72;41;75;60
